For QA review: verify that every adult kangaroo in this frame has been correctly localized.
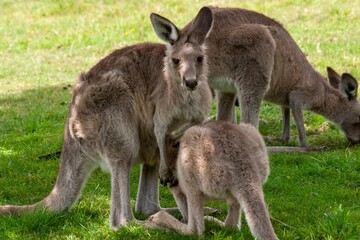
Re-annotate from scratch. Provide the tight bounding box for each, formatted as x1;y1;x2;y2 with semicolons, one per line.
0;7;213;230
152;7;360;148
146;121;278;240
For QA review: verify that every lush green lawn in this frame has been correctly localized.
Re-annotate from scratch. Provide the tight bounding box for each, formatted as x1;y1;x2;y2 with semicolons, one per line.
0;0;359;239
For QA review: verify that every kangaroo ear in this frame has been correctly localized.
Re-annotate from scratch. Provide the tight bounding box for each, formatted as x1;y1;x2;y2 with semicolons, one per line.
340;73;358;101
189;7;213;44
150;13;180;45
327;67;341;89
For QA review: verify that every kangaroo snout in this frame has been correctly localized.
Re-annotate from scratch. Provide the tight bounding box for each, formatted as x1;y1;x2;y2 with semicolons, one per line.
184;78;198;91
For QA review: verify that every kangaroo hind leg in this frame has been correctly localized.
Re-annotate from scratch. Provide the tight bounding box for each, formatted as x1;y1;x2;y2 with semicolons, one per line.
105;129;140;230
146;190;205;235
224;195;241;229
136;163;160;216
281;106;291;142
108;156;135;230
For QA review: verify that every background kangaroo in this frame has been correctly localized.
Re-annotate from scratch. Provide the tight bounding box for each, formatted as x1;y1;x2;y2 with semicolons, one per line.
0;7;213;230
152;7;360;148
146;121;278;240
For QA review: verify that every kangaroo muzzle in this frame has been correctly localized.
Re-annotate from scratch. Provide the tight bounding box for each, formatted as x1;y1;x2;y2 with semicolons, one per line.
184;78;198;91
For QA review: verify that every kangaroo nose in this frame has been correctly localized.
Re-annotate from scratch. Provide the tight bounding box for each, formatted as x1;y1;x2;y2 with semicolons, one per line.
185;79;198;91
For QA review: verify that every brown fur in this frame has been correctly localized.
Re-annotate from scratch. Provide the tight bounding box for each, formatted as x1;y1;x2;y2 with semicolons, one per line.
0;8;213;230
178;7;360;148
146;121;278;240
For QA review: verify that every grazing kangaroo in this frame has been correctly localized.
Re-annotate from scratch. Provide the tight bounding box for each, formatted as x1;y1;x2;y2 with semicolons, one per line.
152;7;360;148
146;121;278;240
0;7;213;230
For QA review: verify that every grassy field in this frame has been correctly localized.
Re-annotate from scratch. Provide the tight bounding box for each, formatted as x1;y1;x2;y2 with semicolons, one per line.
0;0;359;239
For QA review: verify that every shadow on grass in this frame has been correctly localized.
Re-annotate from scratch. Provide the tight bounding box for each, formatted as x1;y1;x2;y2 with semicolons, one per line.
0;84;68;157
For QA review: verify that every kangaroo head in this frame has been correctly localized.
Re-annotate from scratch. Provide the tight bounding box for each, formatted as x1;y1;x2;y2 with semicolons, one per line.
150;7;213;91
327;67;360;144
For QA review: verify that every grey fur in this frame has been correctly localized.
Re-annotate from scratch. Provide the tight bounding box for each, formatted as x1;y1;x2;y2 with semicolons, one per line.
0;8;213;230
146;121;278;240
178;7;360;148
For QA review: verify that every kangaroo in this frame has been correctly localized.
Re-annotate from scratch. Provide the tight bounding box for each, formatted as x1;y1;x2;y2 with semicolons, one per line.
0;7;213;230
151;7;360;148
146;121;278;240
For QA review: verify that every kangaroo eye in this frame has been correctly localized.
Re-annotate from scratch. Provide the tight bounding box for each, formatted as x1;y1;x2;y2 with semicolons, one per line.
197;56;203;63
172;58;180;65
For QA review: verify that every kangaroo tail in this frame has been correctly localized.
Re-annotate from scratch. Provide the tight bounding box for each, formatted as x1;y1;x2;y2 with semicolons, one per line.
0;136;97;216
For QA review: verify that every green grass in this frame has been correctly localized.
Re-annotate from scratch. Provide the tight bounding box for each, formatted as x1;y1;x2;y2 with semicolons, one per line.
1;0;360;239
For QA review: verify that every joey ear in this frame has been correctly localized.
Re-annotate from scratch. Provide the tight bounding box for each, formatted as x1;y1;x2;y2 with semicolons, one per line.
189;7;213;44
327;67;341;89
340;73;358;101
150;13;180;45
